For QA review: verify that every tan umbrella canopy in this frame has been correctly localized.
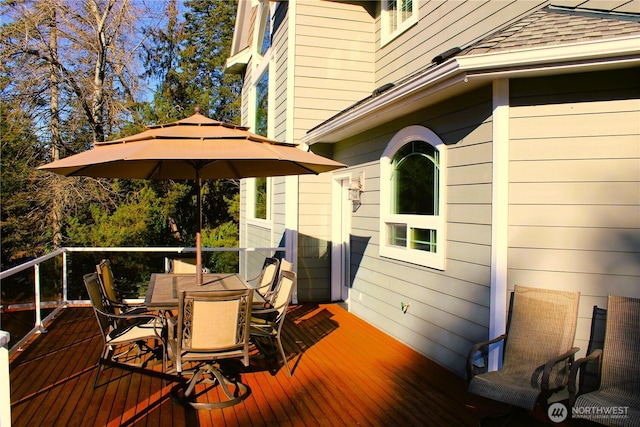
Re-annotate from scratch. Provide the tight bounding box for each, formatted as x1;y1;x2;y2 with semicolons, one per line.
39;110;345;284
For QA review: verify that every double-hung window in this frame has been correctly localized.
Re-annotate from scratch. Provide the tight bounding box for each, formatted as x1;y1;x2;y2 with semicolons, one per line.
380;126;446;269
381;0;418;46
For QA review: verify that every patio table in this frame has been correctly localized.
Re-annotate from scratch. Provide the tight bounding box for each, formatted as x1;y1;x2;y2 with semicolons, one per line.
145;273;252;311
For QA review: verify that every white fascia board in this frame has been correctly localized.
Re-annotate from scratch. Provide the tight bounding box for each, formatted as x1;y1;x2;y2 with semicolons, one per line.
303;35;640;145
457;35;640;72
302;61;469;145
230;0;253;56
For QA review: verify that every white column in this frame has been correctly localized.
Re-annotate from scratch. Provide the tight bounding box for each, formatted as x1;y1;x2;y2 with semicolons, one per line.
0;330;11;427
489;79;510;370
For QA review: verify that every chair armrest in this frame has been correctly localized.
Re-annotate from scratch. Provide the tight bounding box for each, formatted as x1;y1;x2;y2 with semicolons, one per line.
568;349;603;406
94;307;164;323
541;346;580;390
466;334;506;382
167;316;178;340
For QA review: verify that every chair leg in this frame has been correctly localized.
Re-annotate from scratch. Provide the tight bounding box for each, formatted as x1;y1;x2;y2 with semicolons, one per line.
93;360;104;389
275;336;291;376
93;344;110;389
170;363;251;410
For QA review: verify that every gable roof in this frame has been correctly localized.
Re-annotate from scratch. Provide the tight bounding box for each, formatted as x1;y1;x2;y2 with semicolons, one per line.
304;5;640;145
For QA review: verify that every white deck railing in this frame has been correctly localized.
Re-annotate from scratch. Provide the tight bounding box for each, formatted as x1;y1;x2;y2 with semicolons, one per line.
0;245;287;425
0;245;286;350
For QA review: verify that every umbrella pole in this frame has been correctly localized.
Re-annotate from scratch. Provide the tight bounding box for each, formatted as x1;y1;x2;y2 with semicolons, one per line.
196;170;203;286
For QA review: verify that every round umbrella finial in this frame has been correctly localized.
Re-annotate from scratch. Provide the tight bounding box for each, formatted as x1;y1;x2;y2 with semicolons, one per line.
194;106;201;115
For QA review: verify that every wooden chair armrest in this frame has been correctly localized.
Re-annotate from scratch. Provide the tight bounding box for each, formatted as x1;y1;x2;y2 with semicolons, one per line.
541;346;580;390
466;334;506;382
568;349;603;406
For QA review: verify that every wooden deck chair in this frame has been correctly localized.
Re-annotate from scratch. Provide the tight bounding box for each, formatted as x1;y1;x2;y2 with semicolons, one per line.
250;270;297;376
84;273;166;388
467;285;580;413
569;295;640;426
168;288;253;410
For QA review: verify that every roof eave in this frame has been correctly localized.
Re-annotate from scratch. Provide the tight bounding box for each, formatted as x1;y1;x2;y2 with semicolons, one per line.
224;47;251;75
303;36;640;145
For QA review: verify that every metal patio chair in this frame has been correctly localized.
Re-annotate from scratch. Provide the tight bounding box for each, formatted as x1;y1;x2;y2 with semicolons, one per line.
250;270;297;376
467;285;580;413
84;272;166;388
168;288;253;410
248;257;280;307
569;295;640;427
96;259;147;316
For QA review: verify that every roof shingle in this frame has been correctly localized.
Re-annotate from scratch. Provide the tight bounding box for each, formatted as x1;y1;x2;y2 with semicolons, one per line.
462;5;640;55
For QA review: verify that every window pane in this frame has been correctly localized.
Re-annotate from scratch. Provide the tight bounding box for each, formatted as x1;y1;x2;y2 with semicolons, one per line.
260;14;271;55
387;223;407;247
388;0;398;33
401;0;412;23
411;228;436;253
391;141;439;215
255;70;269;137
255;177;267;219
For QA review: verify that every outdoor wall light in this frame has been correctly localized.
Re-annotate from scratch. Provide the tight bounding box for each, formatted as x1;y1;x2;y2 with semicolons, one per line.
348;174;364;202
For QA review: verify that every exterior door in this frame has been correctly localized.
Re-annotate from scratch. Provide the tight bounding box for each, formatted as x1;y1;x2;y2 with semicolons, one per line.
331;176;351;303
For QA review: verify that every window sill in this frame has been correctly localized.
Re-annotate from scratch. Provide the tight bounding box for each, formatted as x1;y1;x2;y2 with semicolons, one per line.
380;245;445;271
247;218;272;229
380;17;418;48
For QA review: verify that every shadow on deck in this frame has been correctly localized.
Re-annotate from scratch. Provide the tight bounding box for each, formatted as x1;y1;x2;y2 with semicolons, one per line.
9;303;598;426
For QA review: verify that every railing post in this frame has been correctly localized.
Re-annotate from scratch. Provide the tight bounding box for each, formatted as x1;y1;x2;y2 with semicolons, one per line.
33;264;44;333
0;330;11;427
62;251;68;303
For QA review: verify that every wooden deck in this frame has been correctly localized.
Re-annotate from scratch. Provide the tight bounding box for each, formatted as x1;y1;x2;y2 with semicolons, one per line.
9;303;597;427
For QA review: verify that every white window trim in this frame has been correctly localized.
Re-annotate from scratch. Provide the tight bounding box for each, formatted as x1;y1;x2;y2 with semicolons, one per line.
381;0;418;48
379;125;446;270
246;177;272;227
245;0;274;229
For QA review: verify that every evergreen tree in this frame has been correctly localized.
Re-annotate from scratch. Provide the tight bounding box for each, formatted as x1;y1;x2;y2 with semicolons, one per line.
181;0;241;123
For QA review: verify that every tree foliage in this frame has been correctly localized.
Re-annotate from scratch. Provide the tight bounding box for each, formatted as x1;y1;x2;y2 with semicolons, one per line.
1;0;241;274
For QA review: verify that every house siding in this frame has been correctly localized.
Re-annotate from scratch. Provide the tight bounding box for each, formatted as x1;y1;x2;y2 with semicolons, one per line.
374;0;635;87
294;0;375;144
333;86;495;376
292;1;375;301
507;67;640;357
375;1;546;86
233;0;640;379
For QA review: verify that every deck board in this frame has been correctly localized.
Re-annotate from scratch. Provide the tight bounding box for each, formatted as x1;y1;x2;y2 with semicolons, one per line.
10;303;598;426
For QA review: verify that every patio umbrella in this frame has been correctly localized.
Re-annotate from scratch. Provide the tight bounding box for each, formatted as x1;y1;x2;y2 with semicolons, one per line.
38;109;345;284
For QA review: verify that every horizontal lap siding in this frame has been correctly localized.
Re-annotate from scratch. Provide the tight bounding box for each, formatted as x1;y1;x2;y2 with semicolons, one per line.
508;68;640;357
374;0;632;87
294;0;374;141
336;86;494;376
272;9;289;246
294;1;375;301
298;173;332;301
375;1;545;85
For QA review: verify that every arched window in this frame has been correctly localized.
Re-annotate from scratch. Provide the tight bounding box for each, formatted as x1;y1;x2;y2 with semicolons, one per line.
380;126;446;269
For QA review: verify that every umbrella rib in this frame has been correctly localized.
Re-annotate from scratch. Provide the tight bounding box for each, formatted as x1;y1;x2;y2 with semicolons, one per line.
291;162;320;175
146;162;162;180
